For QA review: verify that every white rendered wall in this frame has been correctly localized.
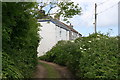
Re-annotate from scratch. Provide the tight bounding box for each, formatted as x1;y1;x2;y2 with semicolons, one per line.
37;22;57;56
55;26;61;41
55;26;69;41
37;22;69;57
61;29;67;40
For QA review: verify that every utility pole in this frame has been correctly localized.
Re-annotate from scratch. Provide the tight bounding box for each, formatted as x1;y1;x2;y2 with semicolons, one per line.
94;3;97;33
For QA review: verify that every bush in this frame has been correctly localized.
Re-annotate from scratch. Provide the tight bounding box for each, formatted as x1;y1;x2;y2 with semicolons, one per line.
40;40;79;66
39;33;119;79
2;2;39;78
2;53;23;78
75;33;119;79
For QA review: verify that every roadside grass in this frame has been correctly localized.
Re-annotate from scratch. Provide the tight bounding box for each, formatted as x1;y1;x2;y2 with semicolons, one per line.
38;62;61;78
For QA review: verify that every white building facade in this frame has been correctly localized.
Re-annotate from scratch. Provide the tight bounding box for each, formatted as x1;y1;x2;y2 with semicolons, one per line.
37;18;82;56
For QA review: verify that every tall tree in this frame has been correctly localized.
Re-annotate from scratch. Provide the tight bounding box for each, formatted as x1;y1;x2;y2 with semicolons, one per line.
37;1;82;23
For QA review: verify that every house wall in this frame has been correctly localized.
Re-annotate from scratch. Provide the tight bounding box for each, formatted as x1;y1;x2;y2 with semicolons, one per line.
72;32;79;40
69;31;80;40
37;21;69;56
55;26;61;41
37;21;56;56
69;31;72;40
55;26;69;41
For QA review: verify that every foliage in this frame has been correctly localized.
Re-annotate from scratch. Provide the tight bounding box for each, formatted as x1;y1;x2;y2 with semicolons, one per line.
38;1;82;23
57;2;81;18
2;53;23;79
39;33;119;79
2;2;40;78
39;40;78;66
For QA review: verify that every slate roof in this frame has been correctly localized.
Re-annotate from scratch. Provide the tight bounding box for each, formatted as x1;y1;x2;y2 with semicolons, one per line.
60;21;82;36
38;17;82;36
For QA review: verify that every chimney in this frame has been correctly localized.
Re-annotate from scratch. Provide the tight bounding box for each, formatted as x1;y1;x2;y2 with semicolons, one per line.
70;23;73;28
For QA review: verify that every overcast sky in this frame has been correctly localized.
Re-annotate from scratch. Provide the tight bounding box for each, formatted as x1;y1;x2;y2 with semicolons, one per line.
67;0;119;36
41;0;119;36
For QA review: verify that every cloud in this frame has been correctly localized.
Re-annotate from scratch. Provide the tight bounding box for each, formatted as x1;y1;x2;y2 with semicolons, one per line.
97;0;118;27
70;0;118;27
41;0;119;36
68;2;95;28
67;0;119;36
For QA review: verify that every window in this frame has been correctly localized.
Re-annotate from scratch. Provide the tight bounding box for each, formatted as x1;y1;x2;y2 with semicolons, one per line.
60;28;61;37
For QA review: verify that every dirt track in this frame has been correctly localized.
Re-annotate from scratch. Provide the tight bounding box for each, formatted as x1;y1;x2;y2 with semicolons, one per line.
32;60;74;79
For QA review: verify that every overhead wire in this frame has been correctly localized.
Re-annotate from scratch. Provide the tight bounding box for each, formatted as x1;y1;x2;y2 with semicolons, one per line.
97;3;118;15
97;0;111;6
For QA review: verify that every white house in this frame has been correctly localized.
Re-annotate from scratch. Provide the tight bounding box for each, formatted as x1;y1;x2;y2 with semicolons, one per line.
37;17;82;56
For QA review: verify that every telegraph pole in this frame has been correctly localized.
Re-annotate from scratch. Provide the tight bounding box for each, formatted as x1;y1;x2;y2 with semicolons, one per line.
94;3;97;33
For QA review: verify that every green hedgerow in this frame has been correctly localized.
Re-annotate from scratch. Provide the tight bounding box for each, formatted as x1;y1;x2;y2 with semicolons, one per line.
39;33;119;79
2;2;40;78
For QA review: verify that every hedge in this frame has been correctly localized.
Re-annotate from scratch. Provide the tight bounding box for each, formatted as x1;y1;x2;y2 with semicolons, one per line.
2;2;40;78
39;33;119;79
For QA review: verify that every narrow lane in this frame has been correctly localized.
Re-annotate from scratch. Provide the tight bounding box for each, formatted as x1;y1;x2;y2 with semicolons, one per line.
32;60;74;79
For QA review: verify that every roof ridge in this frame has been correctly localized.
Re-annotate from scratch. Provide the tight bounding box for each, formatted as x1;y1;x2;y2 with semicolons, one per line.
38;17;82;36
58;21;81;35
